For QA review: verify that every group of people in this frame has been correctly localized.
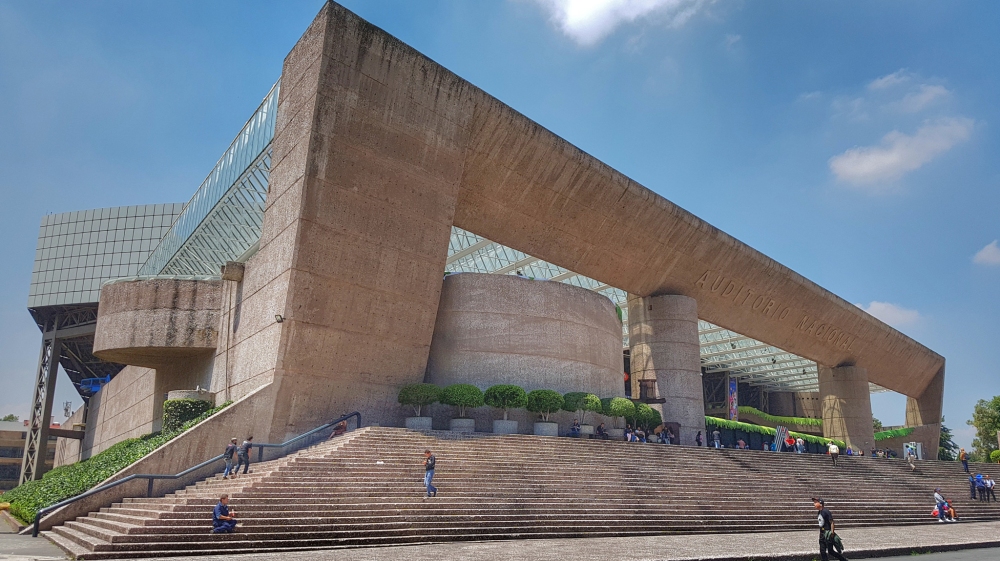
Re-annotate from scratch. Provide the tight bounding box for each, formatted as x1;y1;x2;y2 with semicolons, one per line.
968;473;997;502
577;421;676;444
221;437;254;480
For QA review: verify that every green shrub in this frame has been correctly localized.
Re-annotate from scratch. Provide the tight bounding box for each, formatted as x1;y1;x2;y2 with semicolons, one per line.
635;403;661;430
737;406;823;427
397;383;441;417
601;397;635;429
440;384;484;418
873;427;915;441
704;415;845;448
526;390;564;422
562;392;602;424
991;450;1000;464
484;385;527;421
162;398;213;434
1;400;232;524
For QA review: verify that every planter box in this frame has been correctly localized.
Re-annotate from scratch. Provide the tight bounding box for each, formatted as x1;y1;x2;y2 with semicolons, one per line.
533;421;559;437
449;418;475;433
493;420;519;434
606;428;625;439
404;417;432;430
580;424;595;436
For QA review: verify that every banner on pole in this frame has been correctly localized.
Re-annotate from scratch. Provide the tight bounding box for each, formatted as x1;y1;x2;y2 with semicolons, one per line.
774;425;788;452
728;378;739;421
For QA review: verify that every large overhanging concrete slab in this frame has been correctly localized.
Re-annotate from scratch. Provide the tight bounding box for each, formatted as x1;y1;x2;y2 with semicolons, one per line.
242;2;943;438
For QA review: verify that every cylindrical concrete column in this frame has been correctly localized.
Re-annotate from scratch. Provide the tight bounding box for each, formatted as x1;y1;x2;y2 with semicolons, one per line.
628;294;705;446
818;365;875;450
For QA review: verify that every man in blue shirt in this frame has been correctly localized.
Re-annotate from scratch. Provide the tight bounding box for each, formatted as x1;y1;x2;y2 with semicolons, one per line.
212;494;238;534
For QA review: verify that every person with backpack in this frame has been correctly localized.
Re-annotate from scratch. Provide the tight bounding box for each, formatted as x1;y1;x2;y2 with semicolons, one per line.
235;436;253;476
222;437;238;480
812;498;848;561
959;448;969;473
975;474;987;501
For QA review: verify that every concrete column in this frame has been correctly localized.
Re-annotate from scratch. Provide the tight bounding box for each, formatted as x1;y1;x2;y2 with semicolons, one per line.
905;366;944;459
628;294;705;445
818;365;875;450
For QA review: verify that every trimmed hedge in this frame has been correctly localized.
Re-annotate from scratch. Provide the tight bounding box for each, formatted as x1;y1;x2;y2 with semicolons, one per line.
562;392;602;424
1;401;232;524
162;399;213;434
873;426;915;441
484;385;527;421
440;384;484;418
397;384;441;417
526;390;564;422
704;415;845;448
991;450;1000;464
601;397;635;428
635;403;661;430
737;406;823;428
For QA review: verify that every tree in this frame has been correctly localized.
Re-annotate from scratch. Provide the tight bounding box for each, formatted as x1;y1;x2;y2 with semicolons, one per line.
872;417;884;432
397;384;441;417
562;392;602;424
0;414;18;422
635;403;662;430
526;390;564;422
601;397;635;429
967;396;1000;463
938;419;959;461
484;385;527;421
440;384;484;418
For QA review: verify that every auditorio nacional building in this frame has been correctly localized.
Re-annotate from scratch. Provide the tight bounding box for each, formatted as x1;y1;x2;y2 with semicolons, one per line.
21;1;944;483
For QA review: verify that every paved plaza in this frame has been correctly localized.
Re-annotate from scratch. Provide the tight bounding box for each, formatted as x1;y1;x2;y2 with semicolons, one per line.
4;517;998;561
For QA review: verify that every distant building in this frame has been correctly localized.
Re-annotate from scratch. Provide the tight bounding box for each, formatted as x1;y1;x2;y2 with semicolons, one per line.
0;421;57;492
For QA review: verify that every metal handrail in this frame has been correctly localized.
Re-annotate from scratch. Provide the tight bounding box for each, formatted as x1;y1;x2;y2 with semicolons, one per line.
32;411;361;537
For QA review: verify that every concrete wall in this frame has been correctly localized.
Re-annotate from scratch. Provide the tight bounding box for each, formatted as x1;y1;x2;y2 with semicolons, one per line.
425;273;623;397
93;279;220;368
819;365;876;450
81;366;156;458
769;391;823;419
53;406;87;468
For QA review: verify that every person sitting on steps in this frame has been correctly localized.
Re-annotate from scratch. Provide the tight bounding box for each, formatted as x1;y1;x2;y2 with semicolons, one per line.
330;420;347;439
568;419;581;438
211;494;238;534
596;423;609;440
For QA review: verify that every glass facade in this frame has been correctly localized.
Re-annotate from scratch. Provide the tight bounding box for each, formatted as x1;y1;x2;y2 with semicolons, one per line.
28;204;185;308
139;82;279;276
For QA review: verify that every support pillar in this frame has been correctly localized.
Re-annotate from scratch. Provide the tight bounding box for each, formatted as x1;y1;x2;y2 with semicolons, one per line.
21;329;60;484
905;366;944;460
628;294;705;445
818;365;875;450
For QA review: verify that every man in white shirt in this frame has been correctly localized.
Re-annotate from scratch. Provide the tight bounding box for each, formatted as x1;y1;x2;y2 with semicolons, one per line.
827;442;840;466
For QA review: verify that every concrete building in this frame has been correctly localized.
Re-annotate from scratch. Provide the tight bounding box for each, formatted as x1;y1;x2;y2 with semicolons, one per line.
24;1;945;480
0;421;58;492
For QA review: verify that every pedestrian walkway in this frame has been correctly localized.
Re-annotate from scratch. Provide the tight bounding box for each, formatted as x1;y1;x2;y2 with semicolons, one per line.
0;517;66;561
82;520;1000;561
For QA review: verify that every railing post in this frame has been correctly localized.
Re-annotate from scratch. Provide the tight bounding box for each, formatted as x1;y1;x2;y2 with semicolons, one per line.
258;445;263;463
147;477;154;498
32;513;40;537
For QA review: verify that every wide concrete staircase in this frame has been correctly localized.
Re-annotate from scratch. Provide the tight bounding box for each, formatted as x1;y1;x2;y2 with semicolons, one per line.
44;426;1000;559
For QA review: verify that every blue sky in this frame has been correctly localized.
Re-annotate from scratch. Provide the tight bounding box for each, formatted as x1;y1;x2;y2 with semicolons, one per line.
0;0;997;449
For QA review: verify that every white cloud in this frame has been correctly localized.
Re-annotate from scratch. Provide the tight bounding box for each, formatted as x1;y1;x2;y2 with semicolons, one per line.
856;301;922;328
532;0;710;46
828;117;973;186
973;240;1000;266
724;33;741;48
868;69;911;90
895;84;950;113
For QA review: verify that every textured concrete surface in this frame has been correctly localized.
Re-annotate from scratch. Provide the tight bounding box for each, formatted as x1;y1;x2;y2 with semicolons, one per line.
905;369;945;457
100;521;1000;561
426;273;622;396
628;294;705;445
93;279;221;367
819;365;876;449
52;406;86;468
768;391;823;420
81;365;157;458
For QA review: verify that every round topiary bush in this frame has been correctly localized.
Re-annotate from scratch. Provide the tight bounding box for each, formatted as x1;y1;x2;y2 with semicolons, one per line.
397;383;441;417
991;450;1000;464
484;384;527;421
635;403;662;430
162;398;213;434
440;384;485;418
601;397;635;429
526;390;565;422
562;392;602;424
